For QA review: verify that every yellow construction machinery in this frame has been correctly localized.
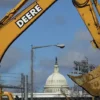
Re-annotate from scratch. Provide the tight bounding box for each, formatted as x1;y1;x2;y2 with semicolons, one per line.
0;0;57;62
0;88;14;100
0;0;57;99
1;91;14;100
1;0;100;99
70;1;100;97
72;0;100;49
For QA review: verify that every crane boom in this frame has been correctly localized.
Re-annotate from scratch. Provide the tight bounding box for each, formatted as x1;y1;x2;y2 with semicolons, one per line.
0;0;57;62
72;0;100;49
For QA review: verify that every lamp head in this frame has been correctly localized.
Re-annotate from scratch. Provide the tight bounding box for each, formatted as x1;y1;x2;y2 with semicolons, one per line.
56;44;65;48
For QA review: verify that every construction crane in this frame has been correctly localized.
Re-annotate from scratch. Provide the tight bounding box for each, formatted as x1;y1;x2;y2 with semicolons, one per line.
72;0;100;49
0;0;57;62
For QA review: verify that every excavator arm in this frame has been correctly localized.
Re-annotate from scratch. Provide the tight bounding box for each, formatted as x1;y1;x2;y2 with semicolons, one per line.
0;0;29;25
72;0;100;49
93;0;100;15
0;0;57;62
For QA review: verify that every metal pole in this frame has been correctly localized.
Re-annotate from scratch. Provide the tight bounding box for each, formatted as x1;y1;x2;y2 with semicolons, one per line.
21;73;24;100
25;75;28;100
31;45;33;100
26;75;28;99
23;75;25;100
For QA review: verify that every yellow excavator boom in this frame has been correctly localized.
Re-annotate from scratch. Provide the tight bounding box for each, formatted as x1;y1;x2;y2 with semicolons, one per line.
0;0;57;62
72;0;100;49
93;0;100;15
0;0;29;25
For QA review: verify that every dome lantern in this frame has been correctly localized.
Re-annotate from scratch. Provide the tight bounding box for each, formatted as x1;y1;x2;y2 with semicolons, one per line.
54;57;59;73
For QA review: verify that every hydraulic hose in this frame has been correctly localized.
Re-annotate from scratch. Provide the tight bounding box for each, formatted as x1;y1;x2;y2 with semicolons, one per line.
72;0;89;8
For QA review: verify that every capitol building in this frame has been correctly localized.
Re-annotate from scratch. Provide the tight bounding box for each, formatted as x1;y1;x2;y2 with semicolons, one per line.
44;57;69;93
12;58;91;99
13;57;70;99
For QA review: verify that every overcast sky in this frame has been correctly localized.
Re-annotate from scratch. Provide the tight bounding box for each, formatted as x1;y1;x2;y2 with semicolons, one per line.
0;0;100;92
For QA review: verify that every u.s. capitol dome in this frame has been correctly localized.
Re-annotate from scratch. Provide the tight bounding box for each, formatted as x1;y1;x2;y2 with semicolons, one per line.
44;57;69;93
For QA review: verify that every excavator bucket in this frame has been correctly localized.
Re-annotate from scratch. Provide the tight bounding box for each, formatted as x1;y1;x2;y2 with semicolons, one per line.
68;66;100;96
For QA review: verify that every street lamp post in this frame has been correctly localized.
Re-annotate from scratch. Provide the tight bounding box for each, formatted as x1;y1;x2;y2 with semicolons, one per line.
30;44;65;100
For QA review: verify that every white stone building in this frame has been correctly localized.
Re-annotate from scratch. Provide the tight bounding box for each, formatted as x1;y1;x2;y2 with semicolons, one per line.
12;58;91;99
44;57;69;94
